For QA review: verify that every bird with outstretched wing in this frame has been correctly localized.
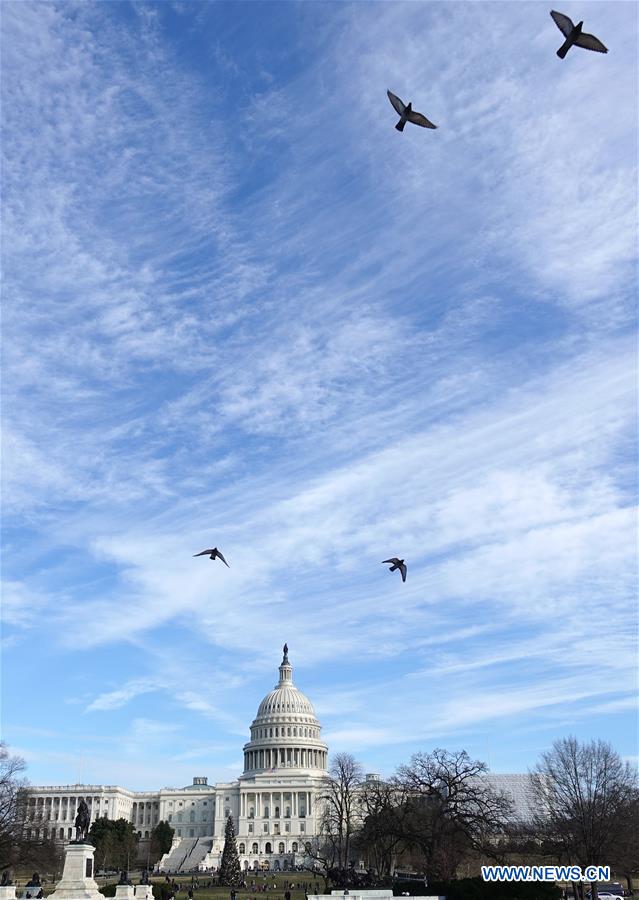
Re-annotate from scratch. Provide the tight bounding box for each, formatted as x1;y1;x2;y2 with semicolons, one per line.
193;547;230;567
387;90;437;131
382;557;407;582
550;11;608;57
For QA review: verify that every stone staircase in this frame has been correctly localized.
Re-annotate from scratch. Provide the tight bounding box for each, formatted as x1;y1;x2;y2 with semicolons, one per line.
184;838;213;871
158;837;212;873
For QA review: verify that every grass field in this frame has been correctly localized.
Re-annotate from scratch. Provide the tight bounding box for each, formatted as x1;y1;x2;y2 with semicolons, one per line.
10;870;326;900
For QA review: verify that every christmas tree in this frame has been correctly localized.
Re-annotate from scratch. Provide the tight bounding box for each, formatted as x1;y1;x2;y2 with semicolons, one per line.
218;814;242;886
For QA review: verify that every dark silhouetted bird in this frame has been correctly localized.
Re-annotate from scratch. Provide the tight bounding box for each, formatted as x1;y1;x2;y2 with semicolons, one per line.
382;557;407;582
387;90;437;132
193;547;229;567
550;11;608;58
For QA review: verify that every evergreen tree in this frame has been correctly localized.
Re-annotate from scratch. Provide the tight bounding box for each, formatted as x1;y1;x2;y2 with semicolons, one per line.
218;814;241;886
88;817;139;871
149;821;174;864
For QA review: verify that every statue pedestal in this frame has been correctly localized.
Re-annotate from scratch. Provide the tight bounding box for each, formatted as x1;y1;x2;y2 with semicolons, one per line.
0;887;17;900
136;887;154;900
48;843;102;900
115;887;135;900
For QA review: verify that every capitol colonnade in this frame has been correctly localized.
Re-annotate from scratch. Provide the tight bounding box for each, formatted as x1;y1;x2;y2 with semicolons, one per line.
238;791;314;818
243;748;327;770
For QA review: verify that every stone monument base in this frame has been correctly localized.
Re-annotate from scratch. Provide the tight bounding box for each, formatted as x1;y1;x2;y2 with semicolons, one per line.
48;843;103;900
114;886;135;900
135;887;154;900
0;887;17;900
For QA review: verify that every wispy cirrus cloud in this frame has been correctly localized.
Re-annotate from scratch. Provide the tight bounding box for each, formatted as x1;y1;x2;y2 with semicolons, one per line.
1;0;636;786
86;679;161;712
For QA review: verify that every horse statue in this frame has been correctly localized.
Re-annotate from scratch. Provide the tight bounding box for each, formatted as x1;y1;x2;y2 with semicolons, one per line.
74;799;90;842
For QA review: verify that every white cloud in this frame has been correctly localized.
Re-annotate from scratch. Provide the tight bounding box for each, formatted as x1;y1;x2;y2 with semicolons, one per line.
86;680;160;712
0;580;49;629
2;0;636;780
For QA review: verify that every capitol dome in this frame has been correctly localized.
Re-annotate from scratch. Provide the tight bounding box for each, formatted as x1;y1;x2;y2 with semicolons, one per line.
241;645;328;777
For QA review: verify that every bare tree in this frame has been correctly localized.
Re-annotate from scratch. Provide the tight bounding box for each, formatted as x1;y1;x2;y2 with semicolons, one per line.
394;749;513;881
0;743;28;869
0;743;61;873
355;777;408;878
319;753;365;871
531;737;638;900
608;793;639;896
304;828;338;891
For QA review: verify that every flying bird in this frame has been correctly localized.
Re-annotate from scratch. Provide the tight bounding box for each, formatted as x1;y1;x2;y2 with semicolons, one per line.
382;557;407;582
387;90;437;132
550;11;608;58
193;547;230;567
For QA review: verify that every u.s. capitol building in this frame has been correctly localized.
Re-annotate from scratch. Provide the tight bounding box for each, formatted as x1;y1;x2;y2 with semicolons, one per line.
24;646;533;873
25;647;331;872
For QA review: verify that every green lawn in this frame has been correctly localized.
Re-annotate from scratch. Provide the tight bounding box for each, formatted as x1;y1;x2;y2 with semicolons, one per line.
10;871;326;900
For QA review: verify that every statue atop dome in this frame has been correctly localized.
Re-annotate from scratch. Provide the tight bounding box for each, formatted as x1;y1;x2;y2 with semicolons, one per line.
282;643;289;662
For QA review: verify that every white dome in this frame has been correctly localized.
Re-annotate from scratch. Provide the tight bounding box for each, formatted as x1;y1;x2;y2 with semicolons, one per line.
257;685;316;718
241;645;328;777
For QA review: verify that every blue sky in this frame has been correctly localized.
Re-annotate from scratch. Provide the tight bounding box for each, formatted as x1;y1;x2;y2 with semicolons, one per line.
1;0;637;791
